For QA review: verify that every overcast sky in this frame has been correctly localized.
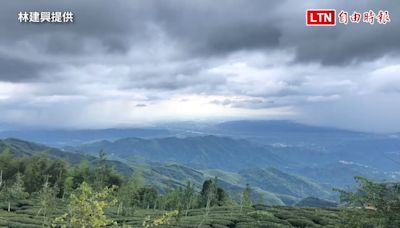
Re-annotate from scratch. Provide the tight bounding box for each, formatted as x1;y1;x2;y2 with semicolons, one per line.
0;0;399;132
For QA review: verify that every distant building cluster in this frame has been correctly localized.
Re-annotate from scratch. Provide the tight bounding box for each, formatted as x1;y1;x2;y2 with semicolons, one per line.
18;11;74;23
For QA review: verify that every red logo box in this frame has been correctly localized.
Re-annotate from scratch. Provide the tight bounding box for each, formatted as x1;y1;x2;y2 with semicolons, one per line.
306;9;336;26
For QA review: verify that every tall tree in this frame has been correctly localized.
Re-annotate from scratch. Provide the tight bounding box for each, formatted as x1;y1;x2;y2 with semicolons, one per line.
0;172;28;212
69;160;91;189
137;187;158;209
93;151;123;190
242;184;252;208
23;154;49;193
116;172;144;215
0;148;19;183
336;176;400;227
93;150;108;190
183;181;196;216
23;154;67;194
37;176;58;226
200;177;228;208
56;182;117;227
200;178;217;208
198;178;228;228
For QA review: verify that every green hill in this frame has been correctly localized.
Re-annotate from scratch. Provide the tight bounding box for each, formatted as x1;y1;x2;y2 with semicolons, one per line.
0;138;134;175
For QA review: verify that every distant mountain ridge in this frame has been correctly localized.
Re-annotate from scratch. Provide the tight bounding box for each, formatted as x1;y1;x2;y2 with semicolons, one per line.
0;128;171;147
0;120;373;147
216;120;359;134
211;120;371;146
73;135;287;171
73;132;400;189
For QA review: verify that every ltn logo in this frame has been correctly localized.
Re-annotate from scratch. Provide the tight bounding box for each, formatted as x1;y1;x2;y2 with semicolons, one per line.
306;9;336;26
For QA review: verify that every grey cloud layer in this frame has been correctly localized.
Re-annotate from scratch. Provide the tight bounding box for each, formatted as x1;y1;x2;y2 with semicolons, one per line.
0;0;399;131
0;55;50;82
1;0;399;82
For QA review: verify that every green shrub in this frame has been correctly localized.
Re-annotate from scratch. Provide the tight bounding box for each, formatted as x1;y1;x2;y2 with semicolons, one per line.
287;218;315;227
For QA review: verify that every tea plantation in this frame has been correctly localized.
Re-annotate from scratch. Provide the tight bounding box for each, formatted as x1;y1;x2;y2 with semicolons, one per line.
0;200;343;227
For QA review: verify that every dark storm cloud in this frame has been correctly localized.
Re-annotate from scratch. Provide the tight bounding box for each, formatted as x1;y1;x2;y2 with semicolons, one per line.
193;23;281;57
151;0;283;57
0;0;283;58
280;0;400;65
0;55;49;82
0;0;398;81
0;0;152;59
142;0;400;65
126;70;226;92
288;23;400;65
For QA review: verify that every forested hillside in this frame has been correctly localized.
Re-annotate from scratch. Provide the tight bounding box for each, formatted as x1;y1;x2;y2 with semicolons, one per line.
0;139;331;205
1;140;399;227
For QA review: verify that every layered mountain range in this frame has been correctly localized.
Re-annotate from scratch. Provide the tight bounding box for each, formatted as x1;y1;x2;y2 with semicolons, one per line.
1;120;400;205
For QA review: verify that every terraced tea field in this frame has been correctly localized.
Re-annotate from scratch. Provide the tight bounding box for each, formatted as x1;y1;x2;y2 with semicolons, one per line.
0;200;342;227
